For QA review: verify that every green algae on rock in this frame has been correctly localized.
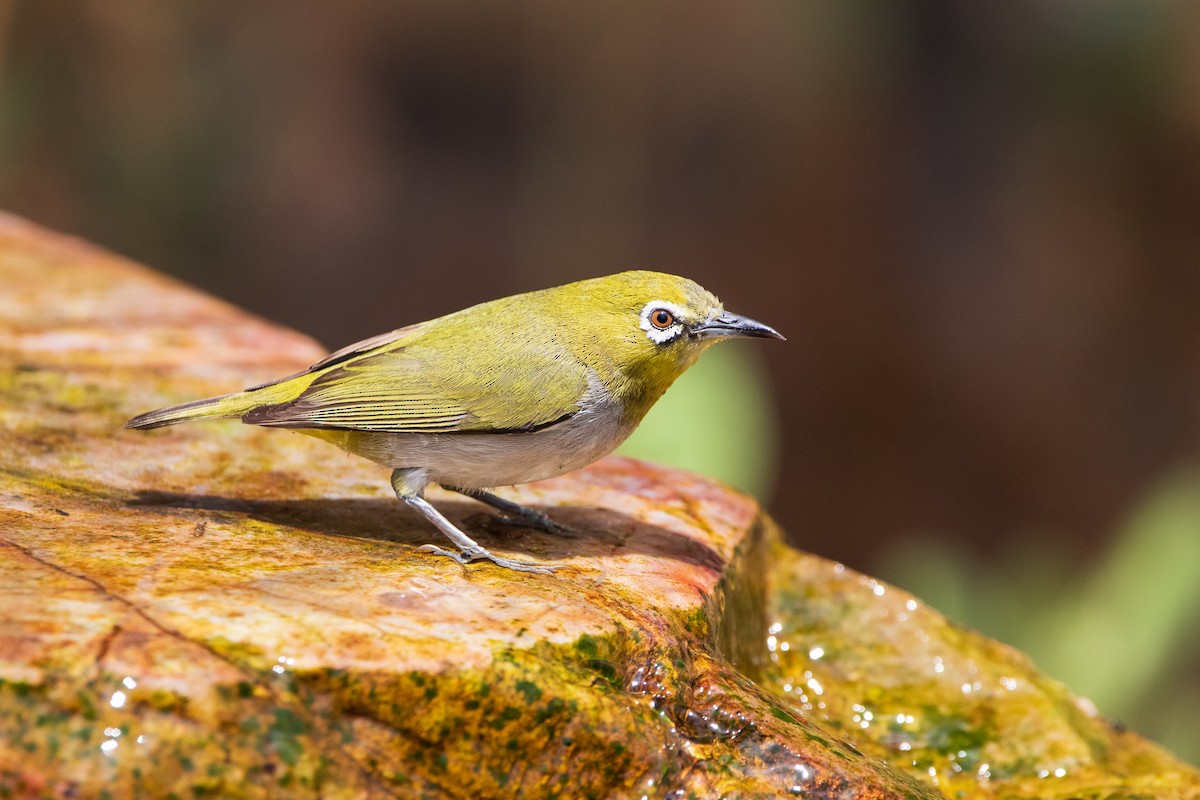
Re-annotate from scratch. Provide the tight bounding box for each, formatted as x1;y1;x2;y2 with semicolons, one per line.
759;541;1200;799
0;212;1196;799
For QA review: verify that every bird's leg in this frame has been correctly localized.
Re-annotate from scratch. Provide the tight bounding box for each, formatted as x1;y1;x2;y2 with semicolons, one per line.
391;469;562;574
445;486;567;535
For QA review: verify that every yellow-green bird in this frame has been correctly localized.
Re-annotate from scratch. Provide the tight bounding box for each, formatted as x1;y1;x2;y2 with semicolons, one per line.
126;271;782;573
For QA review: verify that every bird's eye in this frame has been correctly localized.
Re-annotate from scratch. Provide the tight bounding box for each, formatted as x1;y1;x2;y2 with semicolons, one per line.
650;309;676;330
639;300;686;344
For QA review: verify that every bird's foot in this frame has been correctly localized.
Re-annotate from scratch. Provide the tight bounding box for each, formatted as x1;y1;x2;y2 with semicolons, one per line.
491;507;576;536
446;487;578;537
416;543;563;574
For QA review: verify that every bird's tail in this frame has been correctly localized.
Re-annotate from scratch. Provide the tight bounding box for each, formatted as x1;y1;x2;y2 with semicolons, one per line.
124;391;265;430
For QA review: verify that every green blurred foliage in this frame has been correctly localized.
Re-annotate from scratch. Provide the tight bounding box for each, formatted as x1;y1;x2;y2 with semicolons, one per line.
617;343;779;499
880;468;1200;767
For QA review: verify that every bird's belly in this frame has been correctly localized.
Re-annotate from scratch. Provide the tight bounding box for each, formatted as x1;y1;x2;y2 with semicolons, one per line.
304;403;636;489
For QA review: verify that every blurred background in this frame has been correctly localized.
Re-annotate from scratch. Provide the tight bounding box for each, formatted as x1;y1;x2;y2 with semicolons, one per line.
1;1;1197;763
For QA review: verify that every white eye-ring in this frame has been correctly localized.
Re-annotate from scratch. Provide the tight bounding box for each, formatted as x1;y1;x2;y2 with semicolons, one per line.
640;300;687;344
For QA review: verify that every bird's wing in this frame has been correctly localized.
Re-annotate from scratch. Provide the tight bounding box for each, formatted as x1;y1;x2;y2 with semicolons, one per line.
242;323;592;434
242;321;431;392
306;321;430;372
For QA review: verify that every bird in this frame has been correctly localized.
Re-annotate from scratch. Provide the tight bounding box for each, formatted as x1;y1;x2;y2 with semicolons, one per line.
126;271;783;573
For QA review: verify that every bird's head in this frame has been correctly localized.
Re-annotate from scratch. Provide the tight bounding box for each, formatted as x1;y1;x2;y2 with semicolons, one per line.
548;270;783;407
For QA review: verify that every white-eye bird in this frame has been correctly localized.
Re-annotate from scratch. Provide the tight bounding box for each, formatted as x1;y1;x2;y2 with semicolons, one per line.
126;271;783;573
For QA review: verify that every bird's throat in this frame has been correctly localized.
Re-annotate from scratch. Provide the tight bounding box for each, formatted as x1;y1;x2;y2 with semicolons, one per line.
616;350;701;427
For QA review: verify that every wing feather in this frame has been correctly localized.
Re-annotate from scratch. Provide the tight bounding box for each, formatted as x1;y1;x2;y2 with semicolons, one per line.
242;311;591;434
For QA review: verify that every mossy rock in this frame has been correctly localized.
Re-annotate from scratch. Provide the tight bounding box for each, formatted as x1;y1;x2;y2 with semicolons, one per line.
0;213;1195;799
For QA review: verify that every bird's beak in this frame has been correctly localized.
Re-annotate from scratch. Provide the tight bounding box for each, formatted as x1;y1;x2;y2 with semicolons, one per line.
692;312;785;341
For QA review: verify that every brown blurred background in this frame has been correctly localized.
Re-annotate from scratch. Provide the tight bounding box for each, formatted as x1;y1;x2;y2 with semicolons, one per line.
1;1;1198;762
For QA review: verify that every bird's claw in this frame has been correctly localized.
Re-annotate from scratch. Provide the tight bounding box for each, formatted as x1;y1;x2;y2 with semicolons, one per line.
416;543;471;563
416;543;563;574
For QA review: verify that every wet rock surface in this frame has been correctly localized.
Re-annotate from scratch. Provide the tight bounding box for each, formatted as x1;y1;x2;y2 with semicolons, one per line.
0;213;1195;799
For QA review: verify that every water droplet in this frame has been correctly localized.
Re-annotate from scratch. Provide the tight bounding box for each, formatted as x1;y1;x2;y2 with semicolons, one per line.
808;646;824;660
109;691;126;709
122;676;137;690
784;761;814;795
100;739;118;754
